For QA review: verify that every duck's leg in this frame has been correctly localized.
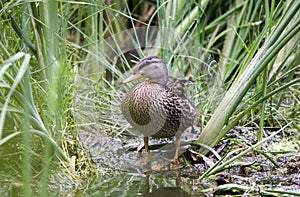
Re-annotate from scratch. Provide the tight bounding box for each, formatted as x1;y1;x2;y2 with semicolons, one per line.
143;136;149;162
144;136;149;153
172;136;181;164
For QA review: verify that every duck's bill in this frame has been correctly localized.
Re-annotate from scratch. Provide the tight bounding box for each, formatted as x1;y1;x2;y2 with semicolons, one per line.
122;73;143;83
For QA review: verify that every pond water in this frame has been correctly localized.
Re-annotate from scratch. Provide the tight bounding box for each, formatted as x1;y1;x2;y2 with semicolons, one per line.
68;171;204;196
1;125;299;196
75;125;208;196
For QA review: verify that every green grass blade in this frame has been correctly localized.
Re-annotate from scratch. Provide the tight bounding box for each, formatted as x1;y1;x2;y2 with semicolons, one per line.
0;52;29;139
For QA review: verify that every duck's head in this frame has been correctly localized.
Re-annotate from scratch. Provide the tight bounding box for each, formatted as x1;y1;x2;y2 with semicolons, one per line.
122;56;168;85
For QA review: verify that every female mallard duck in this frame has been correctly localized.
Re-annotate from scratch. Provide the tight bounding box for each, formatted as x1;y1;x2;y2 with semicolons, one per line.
121;56;196;164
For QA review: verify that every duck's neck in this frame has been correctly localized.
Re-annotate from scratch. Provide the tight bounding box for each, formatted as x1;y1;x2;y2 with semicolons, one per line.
149;75;168;85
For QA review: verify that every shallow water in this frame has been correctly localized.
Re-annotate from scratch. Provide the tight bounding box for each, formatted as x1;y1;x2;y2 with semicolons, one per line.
71;171;202;196
1;125;299;196
77;125;300;196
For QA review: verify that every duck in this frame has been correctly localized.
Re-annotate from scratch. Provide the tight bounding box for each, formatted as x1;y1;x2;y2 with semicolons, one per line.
121;56;197;164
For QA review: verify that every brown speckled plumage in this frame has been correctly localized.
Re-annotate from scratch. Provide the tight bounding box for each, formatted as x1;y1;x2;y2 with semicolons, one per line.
121;56;196;163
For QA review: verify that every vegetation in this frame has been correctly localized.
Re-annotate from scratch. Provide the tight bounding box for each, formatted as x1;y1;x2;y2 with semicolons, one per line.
0;0;299;196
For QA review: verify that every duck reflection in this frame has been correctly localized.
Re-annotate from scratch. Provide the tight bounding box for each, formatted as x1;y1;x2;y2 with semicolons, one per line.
143;170;190;197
